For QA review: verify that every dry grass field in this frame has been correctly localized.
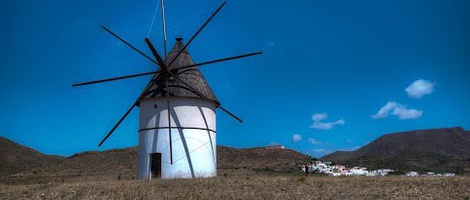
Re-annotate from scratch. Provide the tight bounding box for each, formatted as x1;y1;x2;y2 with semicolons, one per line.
1;175;470;200
2;137;470;199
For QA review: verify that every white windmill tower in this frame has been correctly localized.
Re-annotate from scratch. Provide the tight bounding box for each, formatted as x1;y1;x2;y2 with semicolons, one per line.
72;1;262;179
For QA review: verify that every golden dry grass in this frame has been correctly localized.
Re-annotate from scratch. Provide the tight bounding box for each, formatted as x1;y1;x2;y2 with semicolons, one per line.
1;175;469;200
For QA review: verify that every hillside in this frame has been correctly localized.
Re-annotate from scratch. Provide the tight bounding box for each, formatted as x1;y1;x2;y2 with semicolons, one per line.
0;137;310;181
321;127;470;173
0;137;65;177
218;146;311;174
44;147;139;178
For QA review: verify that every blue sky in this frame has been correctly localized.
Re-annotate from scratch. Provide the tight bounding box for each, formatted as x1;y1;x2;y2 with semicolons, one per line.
1;0;469;158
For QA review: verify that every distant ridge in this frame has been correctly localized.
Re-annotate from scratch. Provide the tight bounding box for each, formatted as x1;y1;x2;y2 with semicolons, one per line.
321;127;470;173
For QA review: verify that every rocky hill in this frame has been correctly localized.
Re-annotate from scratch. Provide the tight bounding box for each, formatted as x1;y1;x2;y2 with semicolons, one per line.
45;147;139;177
321;127;470;173
0;137;310;181
0;137;65;177
218;146;311;174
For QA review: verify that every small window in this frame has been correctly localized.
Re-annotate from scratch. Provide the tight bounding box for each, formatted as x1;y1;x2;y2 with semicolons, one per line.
154;104;158;109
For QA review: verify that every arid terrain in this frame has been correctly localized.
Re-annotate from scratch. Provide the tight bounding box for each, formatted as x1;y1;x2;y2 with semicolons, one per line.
0;136;311;184
1;175;470;200
2;128;470;199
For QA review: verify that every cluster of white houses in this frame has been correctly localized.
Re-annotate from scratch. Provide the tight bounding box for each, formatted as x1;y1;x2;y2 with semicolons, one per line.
299;161;456;177
299;161;394;176
405;171;455;177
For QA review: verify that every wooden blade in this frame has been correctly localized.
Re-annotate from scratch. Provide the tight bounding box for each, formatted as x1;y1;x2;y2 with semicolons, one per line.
101;25;158;65
145;38;168;71
166;77;173;164
175;52;263;72
98;78;155;147
218;106;243;123
160;0;167;57
72;51;261;87
170;71;243;123
167;1;227;68
72;71;160;87
98;103;136;147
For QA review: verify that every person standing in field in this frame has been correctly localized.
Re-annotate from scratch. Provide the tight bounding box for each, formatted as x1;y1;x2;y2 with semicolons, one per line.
305;163;309;176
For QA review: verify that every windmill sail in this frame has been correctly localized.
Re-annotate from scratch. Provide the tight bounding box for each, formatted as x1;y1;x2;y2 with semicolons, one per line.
74;0;261;179
141;39;219;105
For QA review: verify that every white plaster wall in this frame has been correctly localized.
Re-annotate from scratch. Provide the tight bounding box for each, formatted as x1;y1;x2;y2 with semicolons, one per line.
137;97;217;179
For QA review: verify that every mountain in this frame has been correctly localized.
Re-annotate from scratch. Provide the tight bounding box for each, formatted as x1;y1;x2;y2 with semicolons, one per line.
0;137;65;177
321;127;470;173
0;136;310;180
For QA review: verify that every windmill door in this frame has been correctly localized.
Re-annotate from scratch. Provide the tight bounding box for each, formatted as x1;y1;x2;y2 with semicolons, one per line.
150;153;162;179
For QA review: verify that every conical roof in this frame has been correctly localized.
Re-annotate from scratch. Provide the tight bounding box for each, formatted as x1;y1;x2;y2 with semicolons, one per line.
141;38;219;105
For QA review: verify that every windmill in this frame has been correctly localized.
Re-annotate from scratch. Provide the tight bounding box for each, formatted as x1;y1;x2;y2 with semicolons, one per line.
72;1;262;179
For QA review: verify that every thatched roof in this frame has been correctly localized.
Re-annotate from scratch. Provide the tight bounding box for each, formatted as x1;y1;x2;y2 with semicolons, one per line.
141;38;219;105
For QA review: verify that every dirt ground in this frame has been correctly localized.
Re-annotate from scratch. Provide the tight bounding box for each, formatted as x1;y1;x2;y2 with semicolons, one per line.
1;175;469;200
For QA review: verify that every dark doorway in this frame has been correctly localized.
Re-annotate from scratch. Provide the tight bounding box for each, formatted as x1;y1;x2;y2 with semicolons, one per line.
150;153;162;179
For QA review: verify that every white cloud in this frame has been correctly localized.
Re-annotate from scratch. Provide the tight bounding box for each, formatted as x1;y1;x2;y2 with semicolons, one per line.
392;106;423;119
309;113;345;130
371;101;423;120
313;148;330;154
292;134;302;142
308;138;320;145
371;101;398;119
346;139;353;143
405;79;435;99
312;113;328;121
